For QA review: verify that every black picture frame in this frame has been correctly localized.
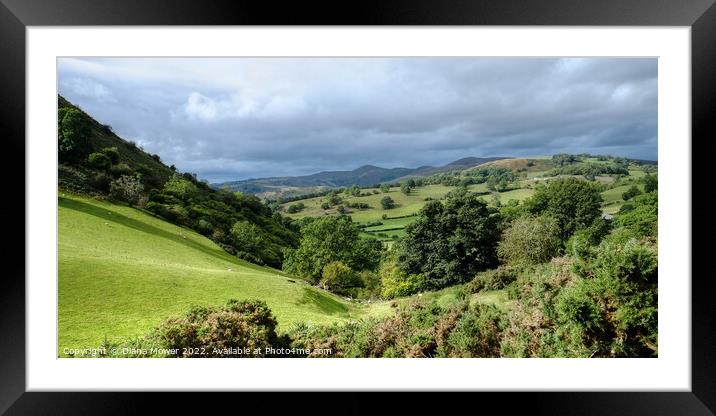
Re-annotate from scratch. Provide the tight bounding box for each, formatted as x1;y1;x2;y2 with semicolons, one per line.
1;0;712;414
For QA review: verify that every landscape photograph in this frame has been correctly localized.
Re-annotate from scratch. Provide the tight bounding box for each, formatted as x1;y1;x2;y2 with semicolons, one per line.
57;57;658;358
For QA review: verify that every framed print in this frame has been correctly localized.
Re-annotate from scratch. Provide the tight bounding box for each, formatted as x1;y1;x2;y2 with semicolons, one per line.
1;0;714;414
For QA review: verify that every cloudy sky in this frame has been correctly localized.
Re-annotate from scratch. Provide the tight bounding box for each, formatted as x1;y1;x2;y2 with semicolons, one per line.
58;57;657;183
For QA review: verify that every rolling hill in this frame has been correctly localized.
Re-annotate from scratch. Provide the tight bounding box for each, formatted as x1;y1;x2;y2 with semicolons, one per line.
280;155;656;242
57;95;299;268
58;95;175;193
58;193;380;356
213;156;509;196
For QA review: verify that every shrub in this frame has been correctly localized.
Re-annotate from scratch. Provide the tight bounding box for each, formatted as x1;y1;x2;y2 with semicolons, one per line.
320;261;362;294
643;174;658;193
287;299;507;358
88;172;111;193
163;175;198;201
101;146;120;164
613;192;657;238
287;203;305;214
622;185;642;201
152;299;280;357
439;304;504;357
497;215;561;266
358;271;381;296
196;219;213;235
87;152;112;171
466;265;518;293
109;163;133;178
109;175;144;205
379;261;425;299
565;218;611;259
501;237;658;358
553;239;658;357
380;196;395;210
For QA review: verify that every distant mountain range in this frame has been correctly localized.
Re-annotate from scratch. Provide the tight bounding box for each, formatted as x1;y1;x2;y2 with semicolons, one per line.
213;156;510;195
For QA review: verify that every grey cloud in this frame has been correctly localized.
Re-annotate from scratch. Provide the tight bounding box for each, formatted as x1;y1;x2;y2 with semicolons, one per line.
58;57;657;182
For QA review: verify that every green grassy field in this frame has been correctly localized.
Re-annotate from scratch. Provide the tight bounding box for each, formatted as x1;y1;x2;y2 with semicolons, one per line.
284;184;536;240
59;159;649;356
283;162;653;239
58;194;382;355
480;188;535;205
599;183;646;214
283;184;464;223
58;193;509;355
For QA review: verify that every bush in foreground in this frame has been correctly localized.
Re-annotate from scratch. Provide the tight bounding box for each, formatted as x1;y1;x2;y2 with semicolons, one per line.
287;300;505;358
152;299;281;357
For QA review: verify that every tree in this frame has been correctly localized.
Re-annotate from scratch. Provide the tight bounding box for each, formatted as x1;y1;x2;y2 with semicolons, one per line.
526;178;602;242
643;174;658;193
406;178;416;188
497;178;509;191
283;216;382;283
400;182;412;195
622;185;642;201
88;152;112;171
552;153;578;167
287;202;305;214
109;175;144;205
320;202;331;210
230;220;265;254
347;185;361;197
380;196;396;210
380;183;391;193
320;261;362;294
58;107;91;163
396;189;502;290
498;215;561;266
486;176;497;191
327;192;342;206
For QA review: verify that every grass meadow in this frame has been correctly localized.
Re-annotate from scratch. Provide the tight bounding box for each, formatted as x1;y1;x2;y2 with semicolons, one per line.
58;194;380;355
58;194;511;355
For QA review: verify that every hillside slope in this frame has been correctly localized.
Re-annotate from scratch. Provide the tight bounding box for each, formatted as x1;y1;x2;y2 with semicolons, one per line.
58;95;175;192
58;194;369;356
58;95;298;268
214;157;509;195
